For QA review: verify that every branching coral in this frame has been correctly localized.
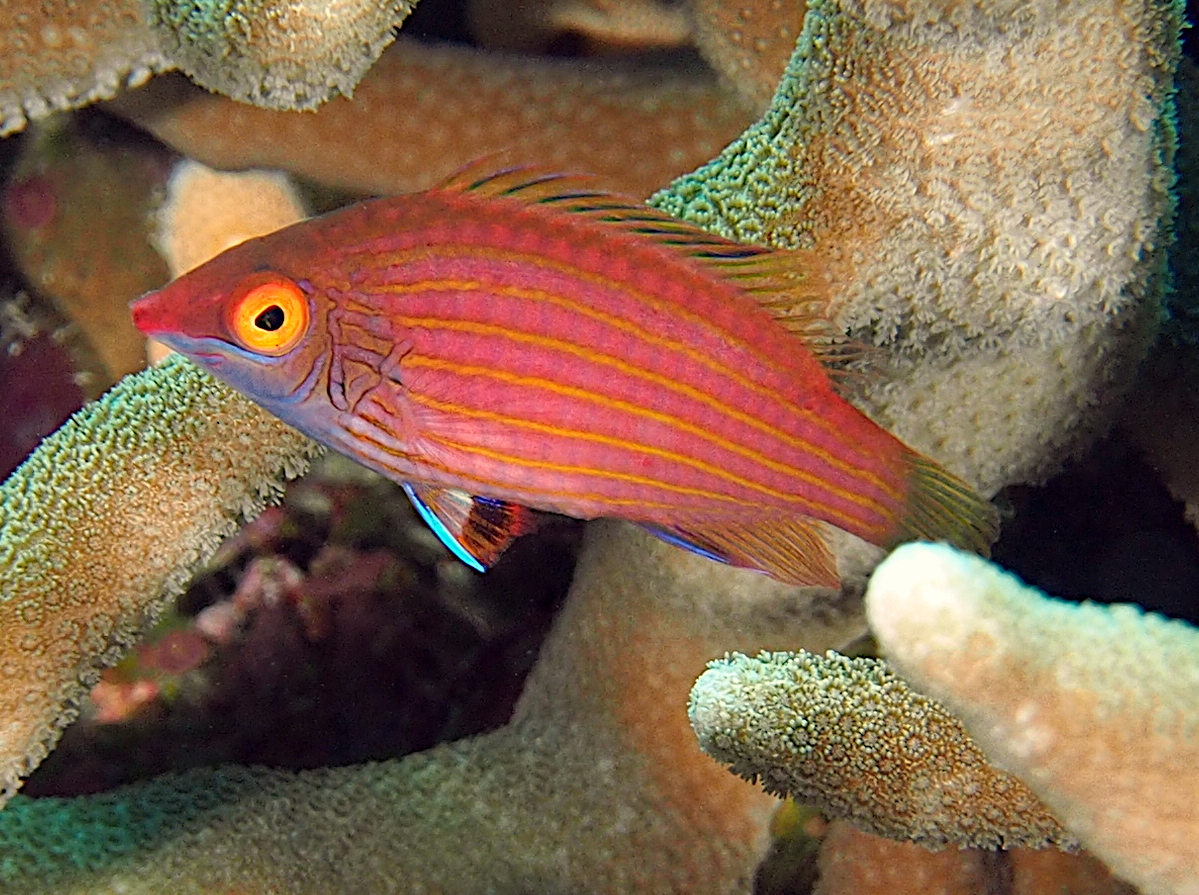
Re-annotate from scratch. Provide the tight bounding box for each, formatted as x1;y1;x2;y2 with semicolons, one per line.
145;0;413;110
0;0;168;137
0;523;868;893
688;0;799;109
866;543;1199;895
0;150;316;808
109;36;757;199
689;650;1076;850
653;0;1182;495
0;0;1188;889
0;354;321;808
152;160;307;278
0;0;413;137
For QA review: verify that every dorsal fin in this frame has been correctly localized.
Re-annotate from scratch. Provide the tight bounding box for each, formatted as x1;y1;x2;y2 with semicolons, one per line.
432;161;853;366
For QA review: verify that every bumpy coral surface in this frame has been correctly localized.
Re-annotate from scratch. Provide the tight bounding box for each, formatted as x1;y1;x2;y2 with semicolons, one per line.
0;0;1188;889
867;543;1199;895
0;355;321;808
0;0;414;135
654;0;1181;494
111;36;755;200
689;650;1075;850
145;0;413;109
0;0;168;136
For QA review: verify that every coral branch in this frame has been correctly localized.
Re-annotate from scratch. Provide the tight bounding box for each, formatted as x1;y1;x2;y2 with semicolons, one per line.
0;0;414;137
0;355;321;807
144;0;413;110
688;0;798;109
653;0;1181;494
0;0;1187;886
866;543;1199;895
689;650;1076;850
109;37;757;199
0;0;167;136
0;523;865;893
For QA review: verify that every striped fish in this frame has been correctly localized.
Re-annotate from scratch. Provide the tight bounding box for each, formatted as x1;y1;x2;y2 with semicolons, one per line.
131;167;997;586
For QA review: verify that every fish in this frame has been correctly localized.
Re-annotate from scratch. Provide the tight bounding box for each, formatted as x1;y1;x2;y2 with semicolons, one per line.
131;166;998;586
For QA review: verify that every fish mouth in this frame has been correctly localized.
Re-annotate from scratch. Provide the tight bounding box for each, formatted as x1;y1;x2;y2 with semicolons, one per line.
129;290;170;337
128;292;227;367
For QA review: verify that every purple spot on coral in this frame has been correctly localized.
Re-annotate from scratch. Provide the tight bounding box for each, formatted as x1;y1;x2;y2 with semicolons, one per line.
0;334;84;477
4;175;57;230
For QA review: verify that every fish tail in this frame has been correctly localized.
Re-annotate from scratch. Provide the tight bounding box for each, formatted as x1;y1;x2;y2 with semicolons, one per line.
893;449;1000;556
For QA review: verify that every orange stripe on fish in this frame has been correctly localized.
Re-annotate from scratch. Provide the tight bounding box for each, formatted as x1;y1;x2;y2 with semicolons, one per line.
130;164;998;586
367;278;901;497
360;243;840;389
395;358;900;539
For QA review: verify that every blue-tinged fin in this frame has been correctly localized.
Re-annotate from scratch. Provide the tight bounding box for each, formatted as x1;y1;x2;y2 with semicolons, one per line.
403;482;540;572
638;524;731;566
638;517;839;587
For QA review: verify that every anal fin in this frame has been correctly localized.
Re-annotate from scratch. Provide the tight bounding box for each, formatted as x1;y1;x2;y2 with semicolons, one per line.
638;516;839;587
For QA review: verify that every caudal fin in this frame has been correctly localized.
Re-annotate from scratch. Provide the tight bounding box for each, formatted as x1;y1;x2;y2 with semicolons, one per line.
893;451;1000;555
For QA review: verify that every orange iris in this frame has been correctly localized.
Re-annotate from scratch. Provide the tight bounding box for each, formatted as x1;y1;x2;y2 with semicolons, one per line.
227;274;309;356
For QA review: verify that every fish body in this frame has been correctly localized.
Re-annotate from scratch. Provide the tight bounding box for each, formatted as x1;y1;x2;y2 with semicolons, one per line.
132;169;997;585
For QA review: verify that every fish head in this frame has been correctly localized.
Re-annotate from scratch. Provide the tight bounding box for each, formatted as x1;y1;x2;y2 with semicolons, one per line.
131;234;333;412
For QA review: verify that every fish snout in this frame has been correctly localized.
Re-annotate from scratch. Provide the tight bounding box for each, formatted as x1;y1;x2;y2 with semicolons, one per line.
129;289;171;337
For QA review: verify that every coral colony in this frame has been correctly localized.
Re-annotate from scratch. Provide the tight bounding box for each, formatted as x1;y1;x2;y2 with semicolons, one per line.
0;0;1196;893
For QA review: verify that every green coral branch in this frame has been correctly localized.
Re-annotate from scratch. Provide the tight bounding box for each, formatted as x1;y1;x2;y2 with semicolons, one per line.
689;649;1077;851
0;354;321;807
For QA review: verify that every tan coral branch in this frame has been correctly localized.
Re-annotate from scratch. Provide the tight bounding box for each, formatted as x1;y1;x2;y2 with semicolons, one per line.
0;0;168;136
108;37;757;199
0;0;413;136
688;0;800;109
0;523;866;893
866;543;1199;895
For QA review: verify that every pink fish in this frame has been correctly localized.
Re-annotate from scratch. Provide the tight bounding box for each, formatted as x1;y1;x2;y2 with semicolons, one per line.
131;168;997;586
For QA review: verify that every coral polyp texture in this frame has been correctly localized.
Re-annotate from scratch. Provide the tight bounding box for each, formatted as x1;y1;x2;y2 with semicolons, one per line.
111;36;756;200
688;0;799;108
0;354;321;808
688;650;1076;850
0;524;868;893
653;0;1181;495
0;0;413;136
0;0;1188;890
0;0;168;136
144;0;413;109
866;543;1199;895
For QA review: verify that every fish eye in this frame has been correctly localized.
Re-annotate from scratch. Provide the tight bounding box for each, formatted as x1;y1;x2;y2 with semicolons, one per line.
228;274;309;356
255;305;285;331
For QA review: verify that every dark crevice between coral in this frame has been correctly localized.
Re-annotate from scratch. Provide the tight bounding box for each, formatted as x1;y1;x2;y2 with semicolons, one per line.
992;431;1199;624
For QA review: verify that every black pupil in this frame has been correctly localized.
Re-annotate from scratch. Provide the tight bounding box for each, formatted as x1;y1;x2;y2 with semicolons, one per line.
255;305;285;331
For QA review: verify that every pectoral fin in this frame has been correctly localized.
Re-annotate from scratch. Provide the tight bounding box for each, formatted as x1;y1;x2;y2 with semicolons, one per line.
403;483;540;571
